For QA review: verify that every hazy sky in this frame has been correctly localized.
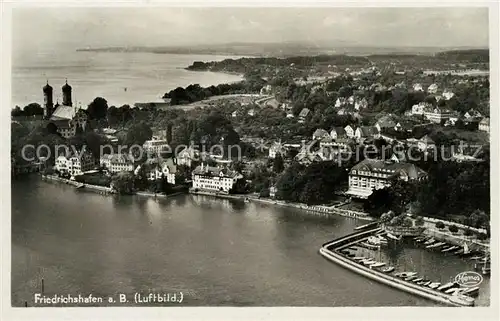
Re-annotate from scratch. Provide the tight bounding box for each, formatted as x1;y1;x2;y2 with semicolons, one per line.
13;7;489;54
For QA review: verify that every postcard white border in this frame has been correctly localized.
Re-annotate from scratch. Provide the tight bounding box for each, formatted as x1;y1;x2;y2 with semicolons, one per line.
1;0;499;320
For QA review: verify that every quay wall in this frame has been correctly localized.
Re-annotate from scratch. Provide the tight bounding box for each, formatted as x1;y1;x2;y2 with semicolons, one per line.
319;247;462;307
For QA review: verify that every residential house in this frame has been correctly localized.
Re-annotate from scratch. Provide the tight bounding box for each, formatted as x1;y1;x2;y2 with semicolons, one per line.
394;120;414;132
413;83;424;91
424;107;454;123
264;98;280;109
464;109;483;120
479;117;490;133
337;108;347;116
442;89;455;100
410;135;436;152
347;96;355;105
100;153;134;174
344;125;355;138
137;158;177;185
298;108;310;123
177;147;199;167
427;83;438;94
286;112;295;118
269;140;285;159
191;164;243;193
260;85;272;95
411;102;428;115
354;97;368;110
247;109;256;117
270;186;278;199
312;128;330;141
354;126;379;141
143;137;170;156
375;115;397;132
231;111;238;118
335;97;346;108
330;127;347;140
444;112;460;127
54;150;95;178
346;159;427;199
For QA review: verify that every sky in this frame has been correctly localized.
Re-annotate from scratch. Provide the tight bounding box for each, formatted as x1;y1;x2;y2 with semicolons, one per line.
12;7;489;54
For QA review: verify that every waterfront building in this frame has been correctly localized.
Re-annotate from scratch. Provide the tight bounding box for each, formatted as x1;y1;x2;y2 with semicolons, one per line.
424;107;454;123
45;80;88;139
143;137;170;156
100;154;134;174
344;125;355;138
191;163;243;193
479;117;490;133
411;102;428;115
354;97;368;110
54;150;95;177
247;109;256;116
346;159;427;199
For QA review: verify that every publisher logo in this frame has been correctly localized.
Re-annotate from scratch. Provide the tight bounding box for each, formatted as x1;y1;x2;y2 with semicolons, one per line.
454;271;483;288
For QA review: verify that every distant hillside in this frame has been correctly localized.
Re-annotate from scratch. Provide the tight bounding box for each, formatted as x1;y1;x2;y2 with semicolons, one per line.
435;49;489;63
76;42;487;58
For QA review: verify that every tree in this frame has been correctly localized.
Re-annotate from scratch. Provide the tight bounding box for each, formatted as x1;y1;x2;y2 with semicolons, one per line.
414;216;425;226
111;172;135;195
11;106;23;117
87;97;109;120
448;225;459;233
124;121;153;146
273;154;284;173
435;221;445;229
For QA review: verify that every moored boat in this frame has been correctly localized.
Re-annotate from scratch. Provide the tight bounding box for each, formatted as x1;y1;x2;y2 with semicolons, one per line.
424;238;435;245
426;242;446;249
442;245;459;253
381;266;395;273
462;287;480;297
370;262;386;268
354;222;378;230
428;282;441;289
438;282;459;292
448;294;475;307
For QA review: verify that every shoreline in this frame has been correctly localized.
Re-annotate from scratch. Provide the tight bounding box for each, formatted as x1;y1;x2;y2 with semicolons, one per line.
189;189;374;221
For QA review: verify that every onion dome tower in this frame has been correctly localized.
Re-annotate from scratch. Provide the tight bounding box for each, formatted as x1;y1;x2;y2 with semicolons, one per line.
43;81;54;119
62;79;72;106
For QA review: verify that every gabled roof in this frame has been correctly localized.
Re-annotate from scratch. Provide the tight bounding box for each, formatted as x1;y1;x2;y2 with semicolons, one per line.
331;127;347;137
312;128;329;139
50;105;79;120
480;117;490;125
351;159;427;180
192;165;239;178
419;134;435;145
358;126;378;137
299;108;310;117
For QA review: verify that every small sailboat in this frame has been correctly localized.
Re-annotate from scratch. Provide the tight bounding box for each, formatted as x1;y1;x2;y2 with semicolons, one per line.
405;275;419;281
442;245;459;253
381;266;395;273
353;256;365;261
396;272;418;278
424;238;436;245
412;277;424;283
426;241;446;249
428;282;441;289
370;262;386;268
354;222;378;230
438;282;458;292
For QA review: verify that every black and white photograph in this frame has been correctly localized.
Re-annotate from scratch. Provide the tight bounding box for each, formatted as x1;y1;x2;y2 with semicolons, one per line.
2;1;498;320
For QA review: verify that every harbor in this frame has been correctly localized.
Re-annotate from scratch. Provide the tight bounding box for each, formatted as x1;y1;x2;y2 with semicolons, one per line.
319;224;490;307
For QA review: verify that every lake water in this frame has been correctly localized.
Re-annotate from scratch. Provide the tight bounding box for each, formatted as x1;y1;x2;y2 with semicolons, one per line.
11;177;490;307
12;50;243;108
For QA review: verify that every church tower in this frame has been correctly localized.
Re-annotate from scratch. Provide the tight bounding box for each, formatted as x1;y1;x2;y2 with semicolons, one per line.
62;79;72;106
43;81;54;119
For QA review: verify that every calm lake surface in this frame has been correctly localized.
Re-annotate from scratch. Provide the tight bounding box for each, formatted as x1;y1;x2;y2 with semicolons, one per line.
11;177;490;307
12;50;243;108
